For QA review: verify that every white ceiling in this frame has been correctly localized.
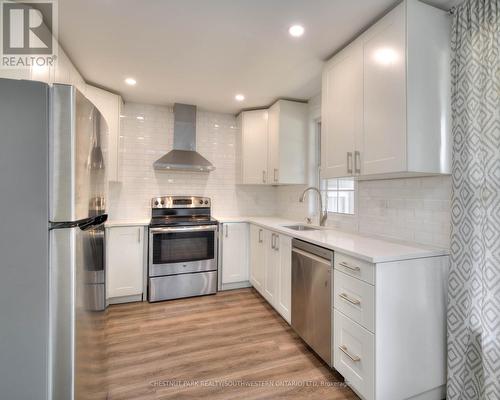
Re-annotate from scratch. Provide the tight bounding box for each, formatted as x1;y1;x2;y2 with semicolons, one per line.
59;0;457;114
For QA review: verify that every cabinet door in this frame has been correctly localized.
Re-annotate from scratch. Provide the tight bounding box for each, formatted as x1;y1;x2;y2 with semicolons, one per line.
362;3;406;175
249;225;265;294
107;226;144;298
84;85;122;182
321;41;363;178
241;110;268;184
54;49;71;84
264;231;279;306
277;235;292;323
221;223;249;284
267;102;280;184
274;100;308;184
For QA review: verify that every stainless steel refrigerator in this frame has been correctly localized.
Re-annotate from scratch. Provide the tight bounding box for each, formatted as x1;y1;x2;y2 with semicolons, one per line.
0;78;108;400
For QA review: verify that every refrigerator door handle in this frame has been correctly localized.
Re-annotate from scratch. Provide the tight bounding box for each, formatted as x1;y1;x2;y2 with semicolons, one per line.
49;214;108;231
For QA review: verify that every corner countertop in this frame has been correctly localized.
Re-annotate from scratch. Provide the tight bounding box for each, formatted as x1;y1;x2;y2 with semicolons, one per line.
214;216;449;264
106;219;150;227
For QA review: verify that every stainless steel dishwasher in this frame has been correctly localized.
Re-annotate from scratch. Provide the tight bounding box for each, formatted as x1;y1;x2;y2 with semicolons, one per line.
291;239;333;366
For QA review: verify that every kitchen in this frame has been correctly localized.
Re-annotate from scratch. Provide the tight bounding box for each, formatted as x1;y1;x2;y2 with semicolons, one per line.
0;0;498;400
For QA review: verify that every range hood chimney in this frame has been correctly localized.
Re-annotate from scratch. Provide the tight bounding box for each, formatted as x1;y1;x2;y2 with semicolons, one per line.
153;103;215;172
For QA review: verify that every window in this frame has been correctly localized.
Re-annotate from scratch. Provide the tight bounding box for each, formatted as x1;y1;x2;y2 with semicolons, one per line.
321;178;355;214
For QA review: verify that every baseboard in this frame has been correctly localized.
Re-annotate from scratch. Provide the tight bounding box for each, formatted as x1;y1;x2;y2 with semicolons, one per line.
408;385;446;400
220;281;252;291
107;294;143;305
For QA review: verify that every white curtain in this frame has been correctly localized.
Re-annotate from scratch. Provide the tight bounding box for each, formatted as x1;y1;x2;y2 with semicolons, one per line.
448;0;500;399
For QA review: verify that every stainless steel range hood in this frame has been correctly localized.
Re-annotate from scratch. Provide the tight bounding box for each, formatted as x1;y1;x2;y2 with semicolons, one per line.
153;103;215;172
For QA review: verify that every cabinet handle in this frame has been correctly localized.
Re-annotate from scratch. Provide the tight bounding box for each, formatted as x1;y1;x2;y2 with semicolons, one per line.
137;228;141;243
271;233;275;249
225;225;228;238
274;168;278;183
347;152;353;174
258;229;263;243
274;234;279;251
338;345;361;362
354;151;361;174
262;170;267;183
339;292;361;305
339;261;360;272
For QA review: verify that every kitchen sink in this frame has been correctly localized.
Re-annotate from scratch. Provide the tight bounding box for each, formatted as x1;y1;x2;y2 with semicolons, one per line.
283;224;321;231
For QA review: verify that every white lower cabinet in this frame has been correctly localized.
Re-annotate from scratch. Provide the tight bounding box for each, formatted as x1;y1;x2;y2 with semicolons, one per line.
264;231;279;304
334;310;375;400
334;270;375;332
333;252;449;400
249;225;266;293
106;226;146;303
220;223;250;289
249;225;292;323
276;235;292;323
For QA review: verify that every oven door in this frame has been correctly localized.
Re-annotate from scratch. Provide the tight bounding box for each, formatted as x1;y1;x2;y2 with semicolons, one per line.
149;225;218;277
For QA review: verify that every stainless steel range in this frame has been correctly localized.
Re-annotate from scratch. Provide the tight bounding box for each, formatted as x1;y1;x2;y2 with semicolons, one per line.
148;196;218;302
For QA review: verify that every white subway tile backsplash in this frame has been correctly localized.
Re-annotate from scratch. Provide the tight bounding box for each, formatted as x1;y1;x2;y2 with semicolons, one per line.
276;175;451;248
108;103;277;220
111;102;451;249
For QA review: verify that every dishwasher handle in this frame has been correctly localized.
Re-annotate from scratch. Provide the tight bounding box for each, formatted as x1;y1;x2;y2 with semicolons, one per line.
292;247;332;266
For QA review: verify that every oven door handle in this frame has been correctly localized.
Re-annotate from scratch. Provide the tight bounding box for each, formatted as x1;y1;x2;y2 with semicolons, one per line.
150;225;218;234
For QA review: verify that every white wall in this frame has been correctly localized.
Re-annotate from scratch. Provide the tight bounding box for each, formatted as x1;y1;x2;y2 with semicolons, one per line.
108;103;277;220
111;101;451;249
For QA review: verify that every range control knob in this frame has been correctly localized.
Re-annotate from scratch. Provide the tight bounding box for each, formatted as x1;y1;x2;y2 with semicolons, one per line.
199;199;203;205
154;200;159;206
204;200;209;205
160;200;165;205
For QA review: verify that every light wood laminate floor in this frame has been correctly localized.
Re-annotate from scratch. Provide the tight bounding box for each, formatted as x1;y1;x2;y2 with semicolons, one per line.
88;288;358;400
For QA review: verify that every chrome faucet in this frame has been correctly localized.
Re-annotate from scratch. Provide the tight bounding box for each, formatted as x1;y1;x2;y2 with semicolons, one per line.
299;186;328;226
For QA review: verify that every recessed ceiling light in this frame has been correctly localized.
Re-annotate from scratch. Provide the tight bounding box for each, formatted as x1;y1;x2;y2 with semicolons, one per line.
289;24;305;37
125;77;137;85
136;116;144;120
235;94;245;102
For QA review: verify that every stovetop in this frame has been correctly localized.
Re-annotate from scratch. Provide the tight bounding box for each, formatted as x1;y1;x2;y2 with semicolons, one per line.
149;196;217;227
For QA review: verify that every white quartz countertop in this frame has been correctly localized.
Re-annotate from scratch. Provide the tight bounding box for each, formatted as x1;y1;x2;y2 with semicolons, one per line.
214;216;449;263
106;219;150;227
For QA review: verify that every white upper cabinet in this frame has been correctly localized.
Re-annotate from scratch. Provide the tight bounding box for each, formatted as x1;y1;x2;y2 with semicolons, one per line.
84;84;123;182
267;100;308;184
321;41;363;178
321;0;451;179
238;110;269;184
239;100;308;185
362;4;406;175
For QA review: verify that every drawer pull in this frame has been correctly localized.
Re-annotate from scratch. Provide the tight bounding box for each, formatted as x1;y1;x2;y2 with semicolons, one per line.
339;261;360;272
339;292;361;305
339;345;361;362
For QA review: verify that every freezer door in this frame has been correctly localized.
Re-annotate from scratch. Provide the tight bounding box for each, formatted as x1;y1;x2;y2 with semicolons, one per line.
49;222;107;400
49;84;108;222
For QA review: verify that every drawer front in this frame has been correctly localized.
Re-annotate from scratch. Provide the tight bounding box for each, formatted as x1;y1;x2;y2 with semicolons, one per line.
334;270;375;333
335;252;375;285
334;310;375;400
148;271;217;302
